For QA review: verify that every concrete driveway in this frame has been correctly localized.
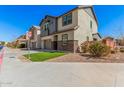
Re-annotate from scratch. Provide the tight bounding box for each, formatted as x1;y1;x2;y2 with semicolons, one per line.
0;47;124;87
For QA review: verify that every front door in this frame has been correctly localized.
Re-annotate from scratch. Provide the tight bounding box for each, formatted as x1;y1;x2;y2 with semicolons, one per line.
44;40;47;49
32;42;36;49
54;35;58;50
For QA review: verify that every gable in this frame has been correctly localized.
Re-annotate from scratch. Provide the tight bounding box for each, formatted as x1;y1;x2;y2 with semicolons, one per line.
84;8;94;17
83;7;98;25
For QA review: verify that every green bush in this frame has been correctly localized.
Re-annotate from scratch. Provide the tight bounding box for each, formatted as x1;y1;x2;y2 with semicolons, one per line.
89;42;111;57
18;43;26;48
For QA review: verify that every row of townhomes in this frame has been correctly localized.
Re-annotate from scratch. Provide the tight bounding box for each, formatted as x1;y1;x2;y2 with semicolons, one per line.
16;5;101;52
16;35;28;48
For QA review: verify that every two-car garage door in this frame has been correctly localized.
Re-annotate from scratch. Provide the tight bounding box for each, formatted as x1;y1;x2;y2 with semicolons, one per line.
44;39;52;50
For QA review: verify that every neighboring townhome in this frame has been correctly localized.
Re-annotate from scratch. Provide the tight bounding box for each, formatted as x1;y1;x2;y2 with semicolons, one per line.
29;25;41;49
40;5;101;52
16;34;28;48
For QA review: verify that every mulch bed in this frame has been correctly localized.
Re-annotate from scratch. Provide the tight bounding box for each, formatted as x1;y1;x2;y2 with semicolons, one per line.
78;52;124;63
47;52;124;63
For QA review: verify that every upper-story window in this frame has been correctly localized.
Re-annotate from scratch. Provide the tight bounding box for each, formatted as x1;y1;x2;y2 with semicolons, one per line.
62;13;72;26
45;22;49;30
42;22;49;31
90;20;92;29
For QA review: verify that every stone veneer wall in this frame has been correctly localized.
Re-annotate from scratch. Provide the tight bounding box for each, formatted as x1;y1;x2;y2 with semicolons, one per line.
52;40;78;52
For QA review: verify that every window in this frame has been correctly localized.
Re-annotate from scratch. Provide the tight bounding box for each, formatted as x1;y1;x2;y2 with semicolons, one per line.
90;20;92;29
41;22;49;31
44;22;49;31
62;13;72;26
42;26;44;30
63;16;67;26
62;34;68;45
67;13;72;24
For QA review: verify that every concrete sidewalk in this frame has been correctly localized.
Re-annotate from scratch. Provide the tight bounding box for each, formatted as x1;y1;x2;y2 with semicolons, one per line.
0;48;124;87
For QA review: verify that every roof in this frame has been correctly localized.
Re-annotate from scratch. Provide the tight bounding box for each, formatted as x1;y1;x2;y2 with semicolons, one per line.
103;36;114;40
58;5;98;25
29;25;40;31
32;25;40;30
17;35;26;39
39;5;98;26
92;33;102;39
39;15;57;26
57;5;92;17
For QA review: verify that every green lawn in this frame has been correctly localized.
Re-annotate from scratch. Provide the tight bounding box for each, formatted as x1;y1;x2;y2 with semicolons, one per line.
24;51;66;62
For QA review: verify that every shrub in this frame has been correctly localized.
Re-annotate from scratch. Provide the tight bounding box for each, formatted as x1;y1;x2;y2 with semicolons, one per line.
18;43;26;48
120;48;124;52
80;41;93;53
10;45;17;48
81;44;89;53
111;50;116;54
89;42;111;57
111;48;118;54
120;49;124;52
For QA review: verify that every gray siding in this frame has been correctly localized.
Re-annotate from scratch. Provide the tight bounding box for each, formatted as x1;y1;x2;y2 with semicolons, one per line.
40;16;57;37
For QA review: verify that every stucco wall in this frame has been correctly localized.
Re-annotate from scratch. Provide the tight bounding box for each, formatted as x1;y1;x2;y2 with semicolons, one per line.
30;29;41;49
57;10;78;32
36;30;41;49
55;31;74;41
83;8;98;34
84;8;95;21
74;8;98;46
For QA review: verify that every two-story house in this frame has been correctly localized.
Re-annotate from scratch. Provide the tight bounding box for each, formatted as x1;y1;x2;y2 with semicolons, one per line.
40;5;101;52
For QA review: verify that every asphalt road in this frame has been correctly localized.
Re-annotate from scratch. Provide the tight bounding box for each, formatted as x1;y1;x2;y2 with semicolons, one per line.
0;47;124;87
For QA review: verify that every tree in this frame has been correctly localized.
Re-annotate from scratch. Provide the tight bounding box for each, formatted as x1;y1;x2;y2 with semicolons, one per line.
115;25;124;46
0;41;5;46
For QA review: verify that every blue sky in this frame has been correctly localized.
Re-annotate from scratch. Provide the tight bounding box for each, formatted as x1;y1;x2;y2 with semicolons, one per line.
0;5;124;42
